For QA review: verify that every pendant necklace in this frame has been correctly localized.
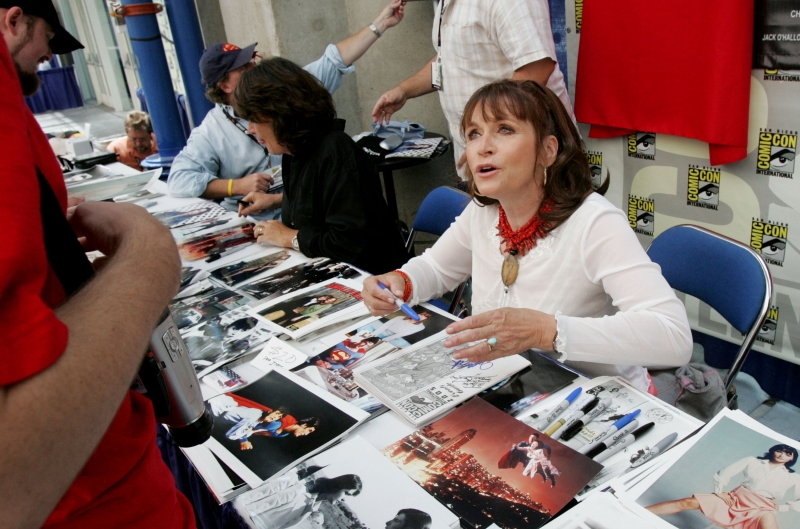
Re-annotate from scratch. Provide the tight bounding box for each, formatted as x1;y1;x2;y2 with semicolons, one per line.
497;200;553;307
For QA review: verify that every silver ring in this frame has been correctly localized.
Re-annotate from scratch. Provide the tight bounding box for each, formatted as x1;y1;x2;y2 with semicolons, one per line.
255;226;263;237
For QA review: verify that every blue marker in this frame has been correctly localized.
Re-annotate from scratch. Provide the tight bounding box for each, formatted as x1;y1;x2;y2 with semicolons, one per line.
532;387;582;431
378;282;420;321
578;409;641;455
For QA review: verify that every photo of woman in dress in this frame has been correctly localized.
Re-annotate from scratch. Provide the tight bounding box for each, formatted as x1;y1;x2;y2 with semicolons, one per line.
646;444;800;529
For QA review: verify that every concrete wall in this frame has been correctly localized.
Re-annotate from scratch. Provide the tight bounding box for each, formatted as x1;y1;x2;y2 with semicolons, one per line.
212;0;456;233
194;0;227;47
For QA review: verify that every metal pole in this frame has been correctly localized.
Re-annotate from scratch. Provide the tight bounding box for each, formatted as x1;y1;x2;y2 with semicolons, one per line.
163;0;213;129
119;0;186;165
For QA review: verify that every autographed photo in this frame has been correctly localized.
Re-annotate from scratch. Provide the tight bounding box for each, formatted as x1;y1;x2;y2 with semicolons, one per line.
383;398;602;529
206;370;362;483
209;250;290;286
169;286;248;330
241;436;459;529
152;201;227;228
178;223;256;262
240;258;361;301
180;307;277;375
252;280;364;337
633;415;800;529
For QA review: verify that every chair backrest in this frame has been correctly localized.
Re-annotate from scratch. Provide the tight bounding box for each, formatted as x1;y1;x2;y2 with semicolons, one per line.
646;225;772;391
406;186;471;252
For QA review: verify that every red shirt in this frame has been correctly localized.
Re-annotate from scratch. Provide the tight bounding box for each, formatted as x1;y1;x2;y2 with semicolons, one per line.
574;0;754;166
0;39;195;528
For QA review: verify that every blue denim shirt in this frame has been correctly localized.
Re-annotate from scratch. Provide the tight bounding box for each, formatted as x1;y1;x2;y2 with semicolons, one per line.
167;44;355;219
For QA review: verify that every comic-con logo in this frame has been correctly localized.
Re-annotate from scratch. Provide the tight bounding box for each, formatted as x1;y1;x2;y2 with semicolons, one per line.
757;130;796;178
686;165;720;210
575;0;583;33
585;150;602;188
628;195;654;236
756;306;779;345
627;132;656;160
750;219;788;267
764;69;800;82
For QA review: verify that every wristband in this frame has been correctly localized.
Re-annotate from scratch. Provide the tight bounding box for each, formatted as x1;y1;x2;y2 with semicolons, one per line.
394;269;413;303
368;23;382;38
227;179;234;197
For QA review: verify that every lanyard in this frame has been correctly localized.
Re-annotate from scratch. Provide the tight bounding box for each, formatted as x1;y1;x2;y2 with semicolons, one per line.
437;0;447;49
220;105;271;163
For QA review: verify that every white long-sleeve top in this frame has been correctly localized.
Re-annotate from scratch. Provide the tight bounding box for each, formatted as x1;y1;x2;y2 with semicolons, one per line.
714;456;800;512
401;193;692;391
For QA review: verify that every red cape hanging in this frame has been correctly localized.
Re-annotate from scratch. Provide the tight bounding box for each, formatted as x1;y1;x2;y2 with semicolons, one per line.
574;0;754;166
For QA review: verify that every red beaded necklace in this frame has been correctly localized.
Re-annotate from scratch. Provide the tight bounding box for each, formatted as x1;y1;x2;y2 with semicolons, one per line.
497;200;553;290
497;200;554;255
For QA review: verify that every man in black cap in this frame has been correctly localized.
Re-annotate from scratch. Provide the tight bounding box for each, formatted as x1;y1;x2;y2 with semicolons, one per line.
167;0;406;220
0;2;195;528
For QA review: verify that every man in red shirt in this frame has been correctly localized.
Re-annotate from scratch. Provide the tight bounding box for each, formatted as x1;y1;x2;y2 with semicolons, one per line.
106;111;159;171
0;1;196;527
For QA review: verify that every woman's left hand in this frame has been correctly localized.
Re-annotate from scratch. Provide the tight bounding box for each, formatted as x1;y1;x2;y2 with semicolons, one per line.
238;191;283;217
254;220;297;249
443;308;557;362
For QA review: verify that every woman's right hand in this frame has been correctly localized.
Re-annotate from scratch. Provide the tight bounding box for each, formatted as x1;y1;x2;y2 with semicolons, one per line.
714;492;734;506
361;272;407;316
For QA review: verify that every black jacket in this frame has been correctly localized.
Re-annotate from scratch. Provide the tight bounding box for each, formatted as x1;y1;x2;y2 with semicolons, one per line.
281;120;409;275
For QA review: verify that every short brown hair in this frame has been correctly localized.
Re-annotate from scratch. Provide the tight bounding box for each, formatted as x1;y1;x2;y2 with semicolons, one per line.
124;110;152;133
205;73;229;105
232;57;335;154
460;80;605;233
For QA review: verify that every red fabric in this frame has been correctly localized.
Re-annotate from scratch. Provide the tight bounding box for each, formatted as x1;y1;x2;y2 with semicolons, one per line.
0;39;194;528
574;0;754;166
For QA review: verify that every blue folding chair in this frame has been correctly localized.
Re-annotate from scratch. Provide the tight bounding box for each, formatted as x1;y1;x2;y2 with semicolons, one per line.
406;186;471;315
646;225;772;407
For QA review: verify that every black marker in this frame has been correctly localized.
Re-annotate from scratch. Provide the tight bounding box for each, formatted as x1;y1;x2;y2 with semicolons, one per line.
593;422;655;463
559;398;611;441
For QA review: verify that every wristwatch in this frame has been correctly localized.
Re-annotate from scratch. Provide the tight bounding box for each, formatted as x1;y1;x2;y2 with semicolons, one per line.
291;235;300;252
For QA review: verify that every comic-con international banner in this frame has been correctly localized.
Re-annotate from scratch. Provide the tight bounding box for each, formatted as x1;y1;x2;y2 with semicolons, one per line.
564;1;800;366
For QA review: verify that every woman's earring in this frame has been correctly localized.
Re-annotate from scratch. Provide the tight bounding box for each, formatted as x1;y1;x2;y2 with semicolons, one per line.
543;166;548;187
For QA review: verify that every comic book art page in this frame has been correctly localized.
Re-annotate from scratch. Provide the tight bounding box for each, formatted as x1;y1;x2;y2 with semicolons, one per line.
383;398;602;529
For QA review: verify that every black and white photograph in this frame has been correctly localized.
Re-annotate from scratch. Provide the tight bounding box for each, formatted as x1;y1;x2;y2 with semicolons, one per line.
209;250;291;286
240;436;459;529
169;286;248;330
180;307;278;376
240;258;361;301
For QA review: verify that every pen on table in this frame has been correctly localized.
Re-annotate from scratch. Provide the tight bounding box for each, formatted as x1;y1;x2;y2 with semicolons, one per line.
558;398;611;441
532;387;582;431
585;419;641;459
621;432;679;477
577;409;641;455
593;422;655;463
546;396;599;438
377;282;420;321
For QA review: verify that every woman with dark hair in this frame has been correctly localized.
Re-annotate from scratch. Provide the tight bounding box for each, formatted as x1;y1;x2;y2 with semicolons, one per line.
363;80;691;391
646;444;800;528
232;57;408;275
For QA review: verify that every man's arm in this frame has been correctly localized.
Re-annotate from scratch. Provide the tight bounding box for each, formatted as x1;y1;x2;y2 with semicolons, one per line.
511;57;555;85
0;202;181;529
371;55;437;124
335;0;405;66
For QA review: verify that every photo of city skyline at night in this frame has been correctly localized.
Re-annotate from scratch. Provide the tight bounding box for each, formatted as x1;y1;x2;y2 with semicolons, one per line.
382;398;602;529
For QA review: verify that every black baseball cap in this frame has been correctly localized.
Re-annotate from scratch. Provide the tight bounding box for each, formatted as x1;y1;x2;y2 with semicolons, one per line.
200;42;256;86
0;0;84;54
